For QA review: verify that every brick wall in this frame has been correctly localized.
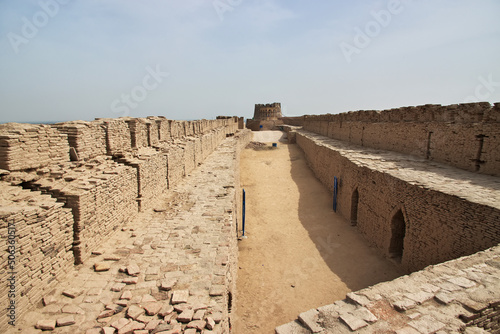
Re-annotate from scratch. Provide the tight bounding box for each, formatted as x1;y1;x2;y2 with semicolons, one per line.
0;123;69;171
53;121;107;161
0;182;74;331
287;102;500;177
296;130;500;272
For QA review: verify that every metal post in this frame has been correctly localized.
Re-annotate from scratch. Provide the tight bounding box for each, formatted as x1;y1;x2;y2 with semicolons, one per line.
242;189;246;237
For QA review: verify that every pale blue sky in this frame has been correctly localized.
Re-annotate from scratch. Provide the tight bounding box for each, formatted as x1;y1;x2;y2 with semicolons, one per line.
0;0;499;123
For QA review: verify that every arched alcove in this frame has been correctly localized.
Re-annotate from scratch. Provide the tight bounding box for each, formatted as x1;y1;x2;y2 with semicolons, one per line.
389;209;406;263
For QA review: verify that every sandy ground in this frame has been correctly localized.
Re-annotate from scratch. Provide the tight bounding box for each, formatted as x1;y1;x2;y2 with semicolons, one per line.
233;139;404;334
251;130;288;143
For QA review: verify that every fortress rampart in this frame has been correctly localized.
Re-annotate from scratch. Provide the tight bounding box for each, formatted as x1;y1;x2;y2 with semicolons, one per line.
286;102;500;176
253;103;282;121
0;116;246;331
279;101;500;332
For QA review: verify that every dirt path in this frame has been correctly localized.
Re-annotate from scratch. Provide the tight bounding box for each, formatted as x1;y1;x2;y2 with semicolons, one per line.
234;140;404;334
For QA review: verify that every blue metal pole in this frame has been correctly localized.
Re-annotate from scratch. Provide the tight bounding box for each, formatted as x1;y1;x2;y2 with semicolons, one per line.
333;177;338;212
242;189;246;237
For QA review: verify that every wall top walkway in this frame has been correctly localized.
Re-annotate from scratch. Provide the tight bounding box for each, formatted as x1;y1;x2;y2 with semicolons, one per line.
297;129;500;210
276;245;500;333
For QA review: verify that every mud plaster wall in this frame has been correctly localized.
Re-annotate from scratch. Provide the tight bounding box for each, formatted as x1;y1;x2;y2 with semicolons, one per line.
287;102;500;177
296;131;500;273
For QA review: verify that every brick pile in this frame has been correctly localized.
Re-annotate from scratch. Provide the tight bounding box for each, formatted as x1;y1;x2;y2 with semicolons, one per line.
0;123;69;171
0;182;73;330
53;121;107;161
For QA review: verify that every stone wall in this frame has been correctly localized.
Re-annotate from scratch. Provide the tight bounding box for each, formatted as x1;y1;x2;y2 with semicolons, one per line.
295;130;500;272
285;102;500;177
0;182;74;329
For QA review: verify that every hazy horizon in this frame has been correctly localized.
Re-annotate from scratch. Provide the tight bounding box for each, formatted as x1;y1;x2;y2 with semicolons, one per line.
1;0;499;123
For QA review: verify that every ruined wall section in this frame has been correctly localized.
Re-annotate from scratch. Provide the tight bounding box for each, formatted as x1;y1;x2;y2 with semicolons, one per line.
296;130;500;272
53;121;107;161
0;182;74;328
0;124;69;171
288;102;500;177
25;158;139;264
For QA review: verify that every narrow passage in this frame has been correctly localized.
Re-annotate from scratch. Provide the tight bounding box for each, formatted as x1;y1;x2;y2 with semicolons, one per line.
234;138;404;334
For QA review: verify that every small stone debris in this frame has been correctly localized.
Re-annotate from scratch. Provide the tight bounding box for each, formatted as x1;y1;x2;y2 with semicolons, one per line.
159;278;177;291
94;262;111;272
206;317;216;330
111;283;126;292
177;309;195;323
35;320;56;330
97;309;115;319
104;255;121;261
117;320;145;334
340;313;368;331
171;290;189;304
56;315;76;327
120;290;132;300
208;285;224;296
101;327;116;334
62;288;82;299
126;263;140;276
186;320;206;330
127;304;145;320
43;295;57;306
143;302;162;316
122;277;138;284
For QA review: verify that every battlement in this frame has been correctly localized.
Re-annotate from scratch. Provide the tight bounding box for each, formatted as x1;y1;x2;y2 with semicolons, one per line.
253;102;282;120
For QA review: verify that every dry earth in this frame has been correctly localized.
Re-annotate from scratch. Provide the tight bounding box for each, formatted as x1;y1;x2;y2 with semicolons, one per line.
234;133;404;334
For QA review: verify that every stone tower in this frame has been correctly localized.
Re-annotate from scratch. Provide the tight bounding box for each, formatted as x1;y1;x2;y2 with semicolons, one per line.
253;103;282;120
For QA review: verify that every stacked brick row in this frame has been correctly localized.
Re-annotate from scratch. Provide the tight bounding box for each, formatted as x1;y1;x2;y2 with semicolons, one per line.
0;182;73;329
289;102;500;177
27;158;139;264
53;121;107;160
102;119;132;156
126;118;150;149
0;123;69;171
117;148;168;212
295;130;500;273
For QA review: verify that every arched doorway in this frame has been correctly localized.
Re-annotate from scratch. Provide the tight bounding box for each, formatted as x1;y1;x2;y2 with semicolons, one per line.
350;188;359;226
389;209;406;263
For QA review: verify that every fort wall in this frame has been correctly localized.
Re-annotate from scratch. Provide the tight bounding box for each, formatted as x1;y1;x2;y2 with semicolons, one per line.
296;130;500;273
0;116;241;331
285;102;500;177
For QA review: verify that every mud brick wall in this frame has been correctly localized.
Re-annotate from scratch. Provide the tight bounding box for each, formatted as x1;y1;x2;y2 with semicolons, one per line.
161;143;185;188
53;121;107;161
65;164;138;264
169;120;184;139
290;102;500;177
127;118;149;149
0;183;73;332
146;117;160;147
118;149;168;212
179;139;196;177
0;123;69;171
296;130;500;272
103;119;132;156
